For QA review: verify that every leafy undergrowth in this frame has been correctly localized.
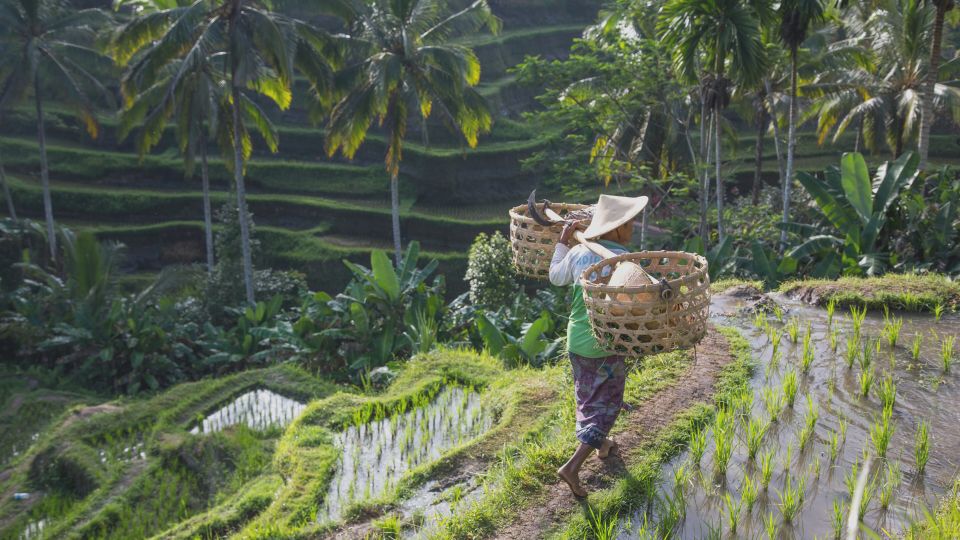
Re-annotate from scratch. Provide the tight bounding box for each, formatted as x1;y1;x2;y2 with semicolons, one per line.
780;274;960;312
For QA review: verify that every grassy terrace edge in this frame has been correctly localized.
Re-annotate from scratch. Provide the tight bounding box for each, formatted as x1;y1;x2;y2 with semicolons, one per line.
779;274;960;313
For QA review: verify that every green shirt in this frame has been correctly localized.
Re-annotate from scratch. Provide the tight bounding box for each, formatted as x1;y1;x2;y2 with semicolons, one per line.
548;240;627;358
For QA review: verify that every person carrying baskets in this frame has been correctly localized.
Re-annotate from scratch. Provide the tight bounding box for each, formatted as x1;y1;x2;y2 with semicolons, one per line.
548;194;649;498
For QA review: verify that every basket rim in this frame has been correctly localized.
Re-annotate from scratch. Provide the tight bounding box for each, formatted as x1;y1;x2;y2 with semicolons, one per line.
509;202;591;225
579;250;709;294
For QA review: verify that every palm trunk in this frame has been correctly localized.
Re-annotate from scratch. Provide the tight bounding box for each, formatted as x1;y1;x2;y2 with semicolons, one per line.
390;169;402;265
699;91;709;246
35;75;56;261
714;107;725;243
765;79;786;190
918;3;948;171
0;149;15;220
200;134;214;273
231;80;255;305
780;48;799;252
752;91;767;205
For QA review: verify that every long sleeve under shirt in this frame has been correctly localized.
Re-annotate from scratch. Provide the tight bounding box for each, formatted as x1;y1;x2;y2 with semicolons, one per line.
549;240;627;358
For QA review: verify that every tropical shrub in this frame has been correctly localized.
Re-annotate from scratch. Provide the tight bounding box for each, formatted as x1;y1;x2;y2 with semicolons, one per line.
789;152;920;276
893;167;960;276
465;231;519;309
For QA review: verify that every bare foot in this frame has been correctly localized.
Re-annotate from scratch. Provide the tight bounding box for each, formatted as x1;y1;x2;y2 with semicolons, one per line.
557;467;588;497
597;438;617;459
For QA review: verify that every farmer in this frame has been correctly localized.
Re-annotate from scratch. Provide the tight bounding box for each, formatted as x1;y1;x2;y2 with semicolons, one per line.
548;193;648;497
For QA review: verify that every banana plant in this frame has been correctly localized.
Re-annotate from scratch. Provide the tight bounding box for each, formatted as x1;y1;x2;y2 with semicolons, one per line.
684;236;737;280
750;240;798;288
789;151;919;276
475;311;561;368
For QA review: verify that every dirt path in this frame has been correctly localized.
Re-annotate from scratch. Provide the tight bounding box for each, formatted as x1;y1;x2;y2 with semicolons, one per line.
495;327;736;540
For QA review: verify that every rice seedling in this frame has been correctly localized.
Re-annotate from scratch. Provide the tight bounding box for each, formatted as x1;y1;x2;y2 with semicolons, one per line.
742;472;758;512
787;317;800;343
764;510;778;540
832;499;845;539
830;328;840;352
857;474;876;521
746;415;769;461
759;448;774;490
755;310;767;328
773;304;784;322
657;490;686;537
737;388;754;419
827;297;837;326
941;335;955;372
762;386;784;421
798;395;819;449
934;302;945;322
782;441;794;473
812;455;822;478
689;428;707;466
914;420;930;474
912;332;923;361
587;505;619;540
878;374;897;411
713;408;735;476
839;414;848;442
777;474;806;523
801;328;814;372
845;336;860;369
724;492;742;535
858;367;875;398
859;339;873;371
672;463;691;494
870;405;895;459
850;305;867;337
782;369;799;407
878;462;901;510
769;328;782;358
883;313;903;348
828;431;840;462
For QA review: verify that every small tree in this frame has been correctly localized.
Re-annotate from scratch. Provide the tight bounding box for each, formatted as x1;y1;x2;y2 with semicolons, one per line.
465;231;518;308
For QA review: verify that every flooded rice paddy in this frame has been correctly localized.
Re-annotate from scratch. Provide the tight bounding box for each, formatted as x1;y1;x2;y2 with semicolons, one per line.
189;388;306;434
318;386;493;524
617;294;959;539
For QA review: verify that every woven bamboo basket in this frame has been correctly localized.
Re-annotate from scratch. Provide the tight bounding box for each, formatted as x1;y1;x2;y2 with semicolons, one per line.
508;203;591;279
581;251;710;357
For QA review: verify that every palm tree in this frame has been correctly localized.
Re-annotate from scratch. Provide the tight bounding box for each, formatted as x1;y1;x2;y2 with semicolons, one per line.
659;0;768;244
109;0;336;304
323;0;499;264
917;0;954;170
0;0;112;260
807;0;960;159
777;0;825;250
112;1;235;274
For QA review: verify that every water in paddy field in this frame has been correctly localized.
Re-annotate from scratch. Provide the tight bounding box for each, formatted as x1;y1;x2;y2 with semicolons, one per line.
317;387;492;525
618;294;960;539
190;389;306;434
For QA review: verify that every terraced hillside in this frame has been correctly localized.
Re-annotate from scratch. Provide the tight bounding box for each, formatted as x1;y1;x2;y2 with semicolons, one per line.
2;0;960;293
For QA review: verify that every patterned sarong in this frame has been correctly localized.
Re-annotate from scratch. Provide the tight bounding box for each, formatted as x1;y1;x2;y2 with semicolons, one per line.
569;352;626;449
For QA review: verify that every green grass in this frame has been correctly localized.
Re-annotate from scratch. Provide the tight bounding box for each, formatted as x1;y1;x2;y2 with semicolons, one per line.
780;274;960;313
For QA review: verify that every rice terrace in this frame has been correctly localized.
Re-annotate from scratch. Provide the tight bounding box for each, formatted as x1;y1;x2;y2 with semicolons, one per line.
1;0;960;538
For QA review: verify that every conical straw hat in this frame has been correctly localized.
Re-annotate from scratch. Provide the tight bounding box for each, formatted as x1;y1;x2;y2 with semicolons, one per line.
581;194;649;240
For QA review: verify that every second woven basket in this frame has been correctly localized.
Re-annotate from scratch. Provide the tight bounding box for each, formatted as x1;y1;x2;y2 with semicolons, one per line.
580;251;710;357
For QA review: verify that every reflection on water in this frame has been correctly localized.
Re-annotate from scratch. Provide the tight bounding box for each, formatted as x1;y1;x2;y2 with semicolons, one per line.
318;387;492;524
620;294;960;539
190;389;306;434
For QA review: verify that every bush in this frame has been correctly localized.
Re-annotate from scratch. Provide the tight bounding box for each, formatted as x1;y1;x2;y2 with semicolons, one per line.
465;231;518;309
